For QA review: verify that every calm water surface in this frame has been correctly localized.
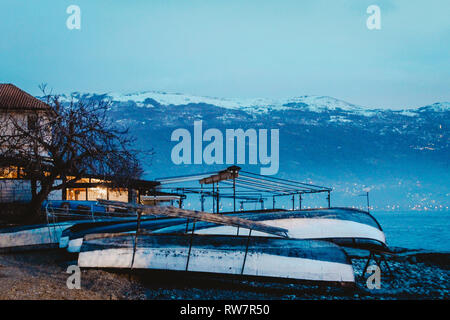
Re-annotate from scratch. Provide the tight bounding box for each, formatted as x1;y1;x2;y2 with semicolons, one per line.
371;211;450;252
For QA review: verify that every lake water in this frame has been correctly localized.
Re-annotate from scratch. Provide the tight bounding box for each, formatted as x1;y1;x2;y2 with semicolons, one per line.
371;211;450;253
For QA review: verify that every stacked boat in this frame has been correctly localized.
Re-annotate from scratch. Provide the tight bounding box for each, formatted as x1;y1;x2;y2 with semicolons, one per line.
0;201;141;252
0;200;389;285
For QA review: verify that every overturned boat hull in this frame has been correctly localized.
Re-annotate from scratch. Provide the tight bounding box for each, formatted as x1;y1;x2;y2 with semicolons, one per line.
0;221;89;252
78;233;355;284
156;208;387;249
62;217;185;252
64;207;387;253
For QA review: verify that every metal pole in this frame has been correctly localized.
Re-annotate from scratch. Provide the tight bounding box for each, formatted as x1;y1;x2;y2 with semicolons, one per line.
233;177;236;213
130;209;142;270
292;194;295;210
185;219;196;271
241;229;252;275
200;184;204;212
212;182;215;213
327;191;331;208
216;183;219;214
299;193;302;210
200;194;204;212
367;192;370;213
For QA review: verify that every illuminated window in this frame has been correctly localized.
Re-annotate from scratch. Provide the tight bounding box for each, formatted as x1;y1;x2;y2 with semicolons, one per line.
87;187;108;201
108;188;128;202
0;166;19;179
66;188;87;201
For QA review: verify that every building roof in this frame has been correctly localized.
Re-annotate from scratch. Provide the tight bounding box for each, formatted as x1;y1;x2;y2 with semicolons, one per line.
0;84;50;111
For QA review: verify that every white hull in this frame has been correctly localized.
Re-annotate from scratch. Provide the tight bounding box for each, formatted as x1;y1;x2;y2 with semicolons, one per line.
78;234;355;283
66;230;135;253
0;222;80;251
157;218;386;244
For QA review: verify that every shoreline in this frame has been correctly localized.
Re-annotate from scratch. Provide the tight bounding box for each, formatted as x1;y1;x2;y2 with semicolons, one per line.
0;248;448;300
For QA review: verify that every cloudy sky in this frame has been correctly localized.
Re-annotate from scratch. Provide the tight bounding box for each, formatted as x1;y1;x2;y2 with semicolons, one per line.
1;0;449;109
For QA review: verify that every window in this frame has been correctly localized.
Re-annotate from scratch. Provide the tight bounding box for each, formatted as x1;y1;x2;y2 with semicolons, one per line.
108;188;128;202
27;114;38;131
87;187;108;201
0;166;19;179
66;188;87;201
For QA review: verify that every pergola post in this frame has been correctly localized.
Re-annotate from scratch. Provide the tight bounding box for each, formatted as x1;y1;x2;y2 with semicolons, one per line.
212;182;215;213
233;177;236;213
216;183;219;214
299;193;302;210
327;191;331;208
366;192;370;213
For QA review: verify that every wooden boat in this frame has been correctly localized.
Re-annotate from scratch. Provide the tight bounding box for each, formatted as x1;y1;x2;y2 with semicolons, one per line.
61;217;185;252
99;202;387;249
64;201;387;253
0;202;141;252
78;233;355;284
0;221;91;252
166;208;387;250
65;200;288;253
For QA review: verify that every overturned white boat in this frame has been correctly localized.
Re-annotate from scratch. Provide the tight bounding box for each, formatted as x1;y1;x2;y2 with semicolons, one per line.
61;217;185;252
0;203;139;252
94;201;387;250
78;209;355;284
79;234;354;284
0;221;89;252
158;208;387;250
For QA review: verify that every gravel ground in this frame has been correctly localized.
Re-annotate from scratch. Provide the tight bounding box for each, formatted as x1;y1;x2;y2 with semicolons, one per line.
0;250;146;300
0;248;448;300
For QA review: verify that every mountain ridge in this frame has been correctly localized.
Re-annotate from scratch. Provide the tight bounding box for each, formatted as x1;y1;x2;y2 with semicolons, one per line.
46;90;449;210
59;90;450;116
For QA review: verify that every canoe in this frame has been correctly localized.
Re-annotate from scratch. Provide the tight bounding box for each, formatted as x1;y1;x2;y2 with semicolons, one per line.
64;207;387;253
62;202;289;253
0;216;139;252
155;208;387;249
61;217;185;252
78;233;355;284
0;221;91;252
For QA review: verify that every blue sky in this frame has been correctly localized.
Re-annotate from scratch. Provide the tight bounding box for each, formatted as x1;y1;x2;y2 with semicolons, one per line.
0;0;449;109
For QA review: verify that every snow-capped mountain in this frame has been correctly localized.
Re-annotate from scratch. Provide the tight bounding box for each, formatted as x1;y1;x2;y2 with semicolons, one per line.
57;90;449;210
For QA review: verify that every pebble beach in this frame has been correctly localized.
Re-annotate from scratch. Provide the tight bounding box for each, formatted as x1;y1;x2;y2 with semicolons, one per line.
0;248;448;300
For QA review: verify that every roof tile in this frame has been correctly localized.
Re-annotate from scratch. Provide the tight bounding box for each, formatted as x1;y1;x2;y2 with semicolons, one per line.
0;84;50;111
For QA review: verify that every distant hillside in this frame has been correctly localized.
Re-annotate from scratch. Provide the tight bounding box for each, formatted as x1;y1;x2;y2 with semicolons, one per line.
57;91;450;211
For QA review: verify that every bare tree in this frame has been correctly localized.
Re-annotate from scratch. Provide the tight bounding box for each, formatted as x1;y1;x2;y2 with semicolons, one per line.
0;85;144;222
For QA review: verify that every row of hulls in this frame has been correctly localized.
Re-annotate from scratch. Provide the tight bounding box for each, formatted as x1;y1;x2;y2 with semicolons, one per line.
157;208;386;247
0;216;148;252
0;221;88;252
0;205;387;285
62;217;185;252
78;233;355;284
62;208;387;253
69;207;387;285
